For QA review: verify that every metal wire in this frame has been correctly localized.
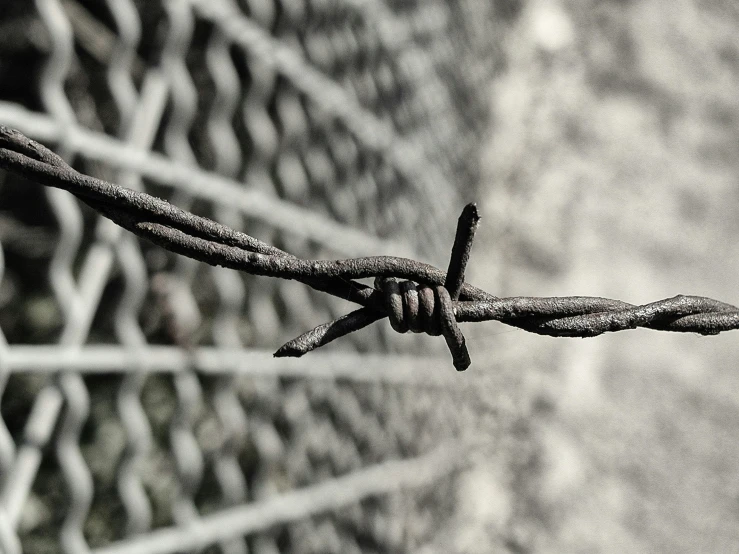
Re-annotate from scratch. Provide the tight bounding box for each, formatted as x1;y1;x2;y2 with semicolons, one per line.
0;2;495;552
189;0;458;235
2;346;460;386
0;102;415;258
4;1;733;552
91;441;466;554
2;125;739;375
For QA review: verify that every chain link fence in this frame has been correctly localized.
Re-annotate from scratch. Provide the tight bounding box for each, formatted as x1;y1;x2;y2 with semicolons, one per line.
0;1;506;552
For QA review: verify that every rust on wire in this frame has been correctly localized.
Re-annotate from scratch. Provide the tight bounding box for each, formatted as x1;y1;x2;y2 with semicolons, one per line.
1;125;739;372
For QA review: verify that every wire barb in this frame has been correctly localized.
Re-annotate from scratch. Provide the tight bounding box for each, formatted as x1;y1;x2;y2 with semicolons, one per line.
2;126;739;372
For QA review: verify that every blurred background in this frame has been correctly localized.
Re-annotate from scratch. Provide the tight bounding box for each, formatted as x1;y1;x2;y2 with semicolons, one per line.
1;0;739;552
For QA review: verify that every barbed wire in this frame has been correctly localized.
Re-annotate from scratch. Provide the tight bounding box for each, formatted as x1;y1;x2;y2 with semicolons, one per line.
1;125;738;371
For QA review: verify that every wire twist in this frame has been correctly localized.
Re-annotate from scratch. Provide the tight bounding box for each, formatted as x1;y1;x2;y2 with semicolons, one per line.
2;125;739;372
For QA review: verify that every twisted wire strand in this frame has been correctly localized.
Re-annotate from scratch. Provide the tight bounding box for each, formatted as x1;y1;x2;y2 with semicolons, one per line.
0;516;21;554
238;0;287;350
35;0;83;321
56;372;93;554
205;23;250;554
3;346;460;386
348;0;460;181
114;237;154;536
1;127;739;372
105;0;157;537
3;0;166;537
158;6;209;545
91;441;466;554
0;252;13;483
104;0;142;138
272;2;331;342
0;103;414;257
190;0;458;235
0;247;22;554
34;3;94;553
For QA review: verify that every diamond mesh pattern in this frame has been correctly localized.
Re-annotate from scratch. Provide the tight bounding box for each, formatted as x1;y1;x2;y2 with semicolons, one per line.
0;0;497;552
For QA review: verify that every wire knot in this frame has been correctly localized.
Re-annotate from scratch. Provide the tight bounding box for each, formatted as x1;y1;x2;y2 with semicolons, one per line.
0;125;485;371
375;276;471;371
375;278;445;336
11;127;737;373
367;202;480;371
272;203;481;371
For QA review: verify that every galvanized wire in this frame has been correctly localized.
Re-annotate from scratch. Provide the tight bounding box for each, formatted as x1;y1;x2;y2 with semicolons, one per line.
1;346;458;384
0;1;619;552
91;441;466;554
189;0;457;236
0;102;415;258
206;18;250;554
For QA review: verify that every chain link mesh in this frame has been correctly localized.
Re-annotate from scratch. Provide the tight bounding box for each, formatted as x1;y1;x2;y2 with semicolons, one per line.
0;1;499;552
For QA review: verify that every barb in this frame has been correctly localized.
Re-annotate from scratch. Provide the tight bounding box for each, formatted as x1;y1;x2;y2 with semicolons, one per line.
2;126;739;371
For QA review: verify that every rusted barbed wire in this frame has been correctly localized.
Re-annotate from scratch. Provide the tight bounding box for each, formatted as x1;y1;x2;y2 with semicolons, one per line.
2;125;739;371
